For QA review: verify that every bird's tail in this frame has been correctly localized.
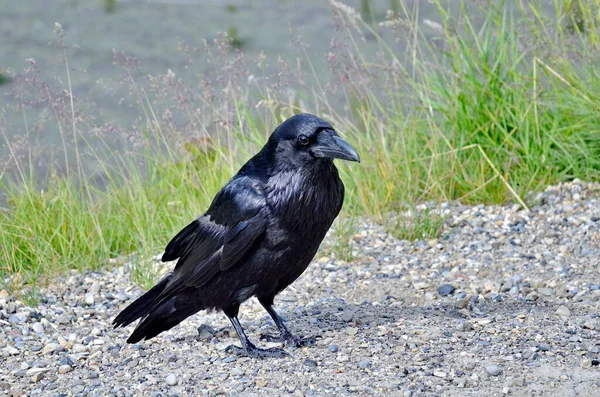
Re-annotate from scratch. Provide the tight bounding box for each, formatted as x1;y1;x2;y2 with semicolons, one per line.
124;294;200;343
112;272;173;329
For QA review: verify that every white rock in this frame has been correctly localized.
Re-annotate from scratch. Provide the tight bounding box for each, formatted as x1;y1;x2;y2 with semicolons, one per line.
84;293;95;305
555;305;570;318
7;347;20;355
43;343;59;354
486;365;502;376
26;367;49;376
31;322;44;334
165;374;178;386
90;281;101;293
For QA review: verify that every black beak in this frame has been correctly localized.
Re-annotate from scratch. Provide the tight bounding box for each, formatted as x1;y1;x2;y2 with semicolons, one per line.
313;134;361;163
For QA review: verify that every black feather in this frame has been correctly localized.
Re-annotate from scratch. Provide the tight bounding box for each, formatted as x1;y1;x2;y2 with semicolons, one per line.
112;272;173;328
162;220;198;262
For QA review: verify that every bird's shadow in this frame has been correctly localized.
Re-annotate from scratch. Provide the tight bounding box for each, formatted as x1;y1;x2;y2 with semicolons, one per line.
175;296;540;344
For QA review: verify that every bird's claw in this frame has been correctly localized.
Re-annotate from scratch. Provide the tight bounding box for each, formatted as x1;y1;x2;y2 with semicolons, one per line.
224;344;289;359
259;333;319;348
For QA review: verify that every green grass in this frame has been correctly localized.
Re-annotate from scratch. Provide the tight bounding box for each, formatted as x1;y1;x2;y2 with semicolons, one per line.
327;213;359;262
0;145;239;298
2;0;600;299
386;209;446;242
103;0;116;13
226;26;246;49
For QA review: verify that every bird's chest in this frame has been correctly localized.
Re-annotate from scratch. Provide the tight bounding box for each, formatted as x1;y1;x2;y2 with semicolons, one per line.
266;169;343;241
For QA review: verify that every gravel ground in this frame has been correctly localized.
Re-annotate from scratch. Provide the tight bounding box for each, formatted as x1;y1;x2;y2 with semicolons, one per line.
1;180;600;396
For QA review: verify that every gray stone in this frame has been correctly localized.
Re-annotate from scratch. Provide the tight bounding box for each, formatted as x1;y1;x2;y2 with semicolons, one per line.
537;344;551;351
341;310;354;322
509;376;526;387
197;324;216;339
438;284;456;297
56;314;70;325
486;365;502;376
59;356;75;366
537;288;554;296
457;321;473;332
555;305;570;317
90;282;101;293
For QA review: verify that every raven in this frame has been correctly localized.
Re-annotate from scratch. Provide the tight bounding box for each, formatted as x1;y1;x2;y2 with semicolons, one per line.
113;113;360;358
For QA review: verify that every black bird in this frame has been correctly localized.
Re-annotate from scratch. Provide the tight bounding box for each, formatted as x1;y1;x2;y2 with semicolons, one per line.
113;113;360;358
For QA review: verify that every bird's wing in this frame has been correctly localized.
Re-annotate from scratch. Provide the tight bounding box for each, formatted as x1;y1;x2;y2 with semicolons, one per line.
158;175;267;295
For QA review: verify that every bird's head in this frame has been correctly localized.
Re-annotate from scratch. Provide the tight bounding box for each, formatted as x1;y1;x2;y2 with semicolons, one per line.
268;113;360;166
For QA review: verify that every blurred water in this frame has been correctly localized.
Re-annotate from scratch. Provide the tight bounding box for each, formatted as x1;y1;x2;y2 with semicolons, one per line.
0;0;559;173
0;1;441;149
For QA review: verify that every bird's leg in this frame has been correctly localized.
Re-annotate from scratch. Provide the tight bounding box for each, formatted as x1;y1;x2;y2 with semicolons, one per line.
259;303;318;348
224;315;289;359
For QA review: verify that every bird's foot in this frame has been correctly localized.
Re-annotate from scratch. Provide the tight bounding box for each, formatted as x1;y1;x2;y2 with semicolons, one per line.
224;343;289;359
259;332;318;348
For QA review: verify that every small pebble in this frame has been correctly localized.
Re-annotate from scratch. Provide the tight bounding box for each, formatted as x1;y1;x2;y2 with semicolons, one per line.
457;321;473;332
537;344;551;351
165;374;178;386
486;365;502;376
197;324;216;339
341;310;354;322
7;347;20;355
328;344;339;353
59;356;74;366
90;281;101;293
56;314;70;325
581;359;593;369
438;284;456;297
555;305;571;317
31;322;44;334
84;293;95;305
8;314;20;323
31;372;45;383
358;360;370;369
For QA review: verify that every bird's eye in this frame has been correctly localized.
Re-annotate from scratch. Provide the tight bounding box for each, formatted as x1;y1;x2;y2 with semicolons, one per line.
298;135;309;146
